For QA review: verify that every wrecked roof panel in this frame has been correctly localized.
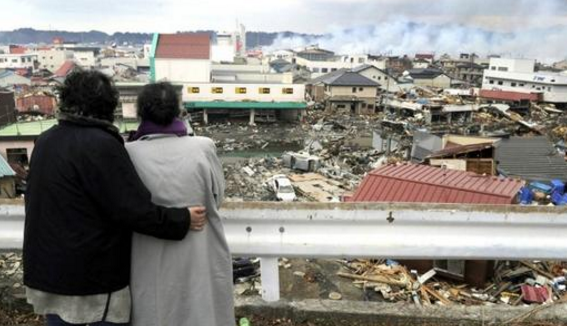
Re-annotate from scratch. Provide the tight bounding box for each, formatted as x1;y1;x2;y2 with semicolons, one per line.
351;164;524;204
495;136;567;182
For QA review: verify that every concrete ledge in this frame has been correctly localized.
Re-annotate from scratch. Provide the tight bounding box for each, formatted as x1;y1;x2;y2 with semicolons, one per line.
235;296;567;326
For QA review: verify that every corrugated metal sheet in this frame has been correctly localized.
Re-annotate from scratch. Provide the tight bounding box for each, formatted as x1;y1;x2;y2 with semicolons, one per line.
155;33;210;60
496;136;567;182
16;95;56;115
480;89;541;102
351;164;524;204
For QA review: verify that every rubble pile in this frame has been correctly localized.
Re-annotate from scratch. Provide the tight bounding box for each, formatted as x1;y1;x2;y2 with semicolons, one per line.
0;252;23;291
336;259;567;307
224;157;292;201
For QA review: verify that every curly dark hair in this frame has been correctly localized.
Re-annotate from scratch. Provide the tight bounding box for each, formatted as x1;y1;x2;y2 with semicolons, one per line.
136;82;181;126
57;69;119;122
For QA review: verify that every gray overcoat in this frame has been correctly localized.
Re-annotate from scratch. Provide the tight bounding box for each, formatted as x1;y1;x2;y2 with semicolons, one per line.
126;134;234;326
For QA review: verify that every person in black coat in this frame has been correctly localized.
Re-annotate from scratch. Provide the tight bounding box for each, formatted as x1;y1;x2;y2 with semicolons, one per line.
23;70;207;326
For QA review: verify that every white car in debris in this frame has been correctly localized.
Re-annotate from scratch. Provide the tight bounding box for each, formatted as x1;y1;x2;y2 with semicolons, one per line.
266;174;297;202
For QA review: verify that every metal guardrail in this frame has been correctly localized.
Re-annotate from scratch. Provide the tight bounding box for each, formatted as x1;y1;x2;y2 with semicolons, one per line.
2;202;567;302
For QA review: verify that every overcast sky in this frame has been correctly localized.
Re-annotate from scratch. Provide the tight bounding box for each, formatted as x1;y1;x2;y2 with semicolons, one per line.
2;0;567;34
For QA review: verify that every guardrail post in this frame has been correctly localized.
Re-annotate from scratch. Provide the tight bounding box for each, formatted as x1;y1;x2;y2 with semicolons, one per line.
260;257;280;302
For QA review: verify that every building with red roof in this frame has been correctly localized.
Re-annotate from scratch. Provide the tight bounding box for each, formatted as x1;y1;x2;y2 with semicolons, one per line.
350;163;525;287
150;33;211;83
350;163;524;205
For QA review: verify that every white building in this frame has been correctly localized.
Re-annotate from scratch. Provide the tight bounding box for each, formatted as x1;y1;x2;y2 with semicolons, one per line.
0;54;37;70
294;55;387;78
70;47;100;69
150;32;306;124
482;58;567;104
211;23;246;63
151;33;212;83
35;49;73;72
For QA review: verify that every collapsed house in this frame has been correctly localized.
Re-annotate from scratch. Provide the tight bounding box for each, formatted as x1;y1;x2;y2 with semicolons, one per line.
348;163;525;286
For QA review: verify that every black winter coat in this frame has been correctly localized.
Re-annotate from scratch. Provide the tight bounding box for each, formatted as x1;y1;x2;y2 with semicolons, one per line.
23;119;191;295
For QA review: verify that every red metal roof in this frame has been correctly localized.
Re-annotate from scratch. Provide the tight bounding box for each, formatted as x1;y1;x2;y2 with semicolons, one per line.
480;89;541;102
53;61;77;78
350;164;524;204
155;33;210;60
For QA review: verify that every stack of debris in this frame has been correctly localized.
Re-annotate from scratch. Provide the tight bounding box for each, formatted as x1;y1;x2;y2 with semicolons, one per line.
336;259;567;307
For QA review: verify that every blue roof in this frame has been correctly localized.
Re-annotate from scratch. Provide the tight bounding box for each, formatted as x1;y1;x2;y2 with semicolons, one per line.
0;70;14;79
0;155;15;177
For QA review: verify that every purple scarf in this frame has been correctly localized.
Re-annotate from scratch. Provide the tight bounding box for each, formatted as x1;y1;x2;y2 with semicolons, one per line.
130;118;188;141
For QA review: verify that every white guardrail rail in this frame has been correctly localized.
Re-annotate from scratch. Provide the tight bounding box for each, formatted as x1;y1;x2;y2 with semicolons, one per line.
1;202;567;302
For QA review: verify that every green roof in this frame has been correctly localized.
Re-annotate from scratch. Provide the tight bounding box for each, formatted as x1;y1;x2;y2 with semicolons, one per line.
0;120;58;137
0;155;15;177
0;119;140;137
184;101;306;110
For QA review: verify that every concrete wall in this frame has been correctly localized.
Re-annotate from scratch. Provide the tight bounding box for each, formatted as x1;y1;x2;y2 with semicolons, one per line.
182;83;305;102
155;58;211;83
73;51;97;68
0;54;37;69
36;50;72;72
488;58;534;73
211;44;235;63
413;75;451;89
329;86;377;98
0;140;35;163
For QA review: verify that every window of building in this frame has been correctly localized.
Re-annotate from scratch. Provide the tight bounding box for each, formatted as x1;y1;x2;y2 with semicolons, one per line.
331;68;337;72
212;87;223;94
498;67;508;72
491;66;496;70
259;87;271;94
385;77;388;80
11;59;17;63
189;87;200;94
551;79;556;83
511;82;517;87
359;87;363;91
6;148;28;166
548;87;552;91
282;88;294;94
519;83;525;87
497;81;503;85
312;68;320;73
352;87;357;93
358;58;364;63
337;104;346;109
235;87;247;94
322;68;328;73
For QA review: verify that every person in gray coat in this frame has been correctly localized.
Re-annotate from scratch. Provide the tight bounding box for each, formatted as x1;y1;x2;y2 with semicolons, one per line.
126;82;234;326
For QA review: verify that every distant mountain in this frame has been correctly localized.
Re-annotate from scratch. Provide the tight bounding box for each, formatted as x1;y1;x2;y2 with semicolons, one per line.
0;28;316;48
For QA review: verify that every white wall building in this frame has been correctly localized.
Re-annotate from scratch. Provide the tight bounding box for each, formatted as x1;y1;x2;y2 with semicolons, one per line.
35;49;73;72
182;83;304;103
0;54;37;70
71;48;99;68
482;58;567;104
